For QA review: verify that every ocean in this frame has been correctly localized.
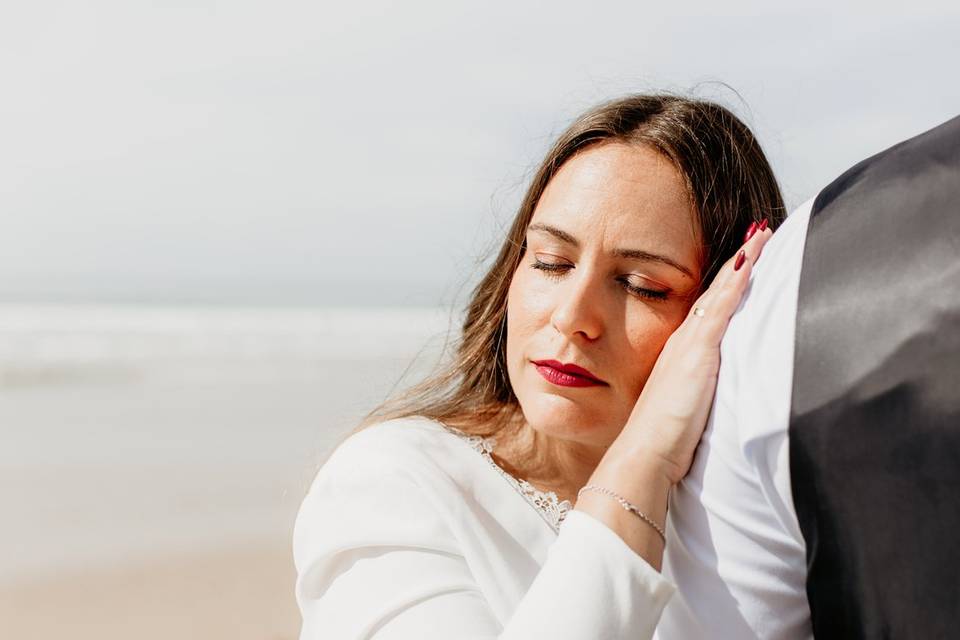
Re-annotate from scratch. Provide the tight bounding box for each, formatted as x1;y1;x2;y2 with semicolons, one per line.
0;303;456;584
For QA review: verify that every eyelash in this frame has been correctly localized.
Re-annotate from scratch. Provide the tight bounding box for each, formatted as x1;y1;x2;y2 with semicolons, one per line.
530;258;669;301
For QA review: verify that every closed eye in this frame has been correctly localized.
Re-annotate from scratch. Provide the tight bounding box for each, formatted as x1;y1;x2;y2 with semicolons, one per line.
530;258;669;301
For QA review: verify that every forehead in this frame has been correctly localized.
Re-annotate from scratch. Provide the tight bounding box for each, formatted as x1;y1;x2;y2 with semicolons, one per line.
531;141;697;249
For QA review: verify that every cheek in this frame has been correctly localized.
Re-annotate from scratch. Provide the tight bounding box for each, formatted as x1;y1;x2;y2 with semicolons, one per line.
506;265;552;336
505;266;563;396
620;309;687;396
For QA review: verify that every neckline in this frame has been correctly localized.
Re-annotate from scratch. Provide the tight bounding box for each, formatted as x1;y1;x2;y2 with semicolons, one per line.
440;423;572;533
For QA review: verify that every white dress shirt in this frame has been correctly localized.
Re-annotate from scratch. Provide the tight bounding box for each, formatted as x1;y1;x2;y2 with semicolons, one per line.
293;415;675;639
655;199;816;640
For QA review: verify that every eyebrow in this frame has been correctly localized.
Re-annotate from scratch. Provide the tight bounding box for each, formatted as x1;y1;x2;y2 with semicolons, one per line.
526;222;695;279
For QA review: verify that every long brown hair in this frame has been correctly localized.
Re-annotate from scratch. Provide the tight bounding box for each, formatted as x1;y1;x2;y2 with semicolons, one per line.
337;93;785;450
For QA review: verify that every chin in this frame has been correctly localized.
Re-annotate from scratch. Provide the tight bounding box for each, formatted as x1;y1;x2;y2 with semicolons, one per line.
520;391;621;447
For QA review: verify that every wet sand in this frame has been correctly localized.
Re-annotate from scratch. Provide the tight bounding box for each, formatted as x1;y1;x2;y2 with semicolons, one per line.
0;541;301;640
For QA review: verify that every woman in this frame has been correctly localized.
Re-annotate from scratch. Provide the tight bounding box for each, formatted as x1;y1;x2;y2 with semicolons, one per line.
293;94;784;638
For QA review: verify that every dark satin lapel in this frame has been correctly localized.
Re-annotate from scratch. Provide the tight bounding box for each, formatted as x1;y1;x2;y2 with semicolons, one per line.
790;114;960;639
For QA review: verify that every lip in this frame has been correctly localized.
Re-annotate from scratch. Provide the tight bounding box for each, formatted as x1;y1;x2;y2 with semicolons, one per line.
531;359;607;387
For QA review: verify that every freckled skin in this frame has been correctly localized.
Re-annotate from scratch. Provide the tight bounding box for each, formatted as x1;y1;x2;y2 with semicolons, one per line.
505;142;702;450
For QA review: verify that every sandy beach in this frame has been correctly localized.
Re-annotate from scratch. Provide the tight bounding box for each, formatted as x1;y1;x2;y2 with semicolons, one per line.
1;304;451;639
0;541;299;639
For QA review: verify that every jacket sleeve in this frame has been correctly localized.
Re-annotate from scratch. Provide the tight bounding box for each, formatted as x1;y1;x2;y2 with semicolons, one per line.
293;436;675;639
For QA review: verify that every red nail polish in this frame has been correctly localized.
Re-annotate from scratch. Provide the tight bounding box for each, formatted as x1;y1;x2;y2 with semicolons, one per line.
758;218;768;232
734;249;746;271
743;222;758;243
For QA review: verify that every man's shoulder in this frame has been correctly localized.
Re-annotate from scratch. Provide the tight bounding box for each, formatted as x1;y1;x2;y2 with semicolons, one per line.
716;196;814;449
746;198;814;306
660;203;814;640
724;197;815;349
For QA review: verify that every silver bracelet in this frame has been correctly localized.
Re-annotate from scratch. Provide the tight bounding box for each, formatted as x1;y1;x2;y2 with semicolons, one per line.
577;484;667;543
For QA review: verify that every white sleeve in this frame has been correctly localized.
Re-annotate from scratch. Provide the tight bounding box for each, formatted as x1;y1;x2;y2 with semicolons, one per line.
293;445;675;639
656;200;814;640
736;198;814;545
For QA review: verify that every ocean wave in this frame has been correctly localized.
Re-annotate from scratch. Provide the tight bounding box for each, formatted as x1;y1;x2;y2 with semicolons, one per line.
0;304;457;386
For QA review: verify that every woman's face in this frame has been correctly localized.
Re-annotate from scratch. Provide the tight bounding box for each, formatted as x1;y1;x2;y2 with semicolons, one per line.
506;141;702;448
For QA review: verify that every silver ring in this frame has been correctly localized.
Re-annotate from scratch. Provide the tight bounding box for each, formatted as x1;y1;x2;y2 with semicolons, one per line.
693;306;706;317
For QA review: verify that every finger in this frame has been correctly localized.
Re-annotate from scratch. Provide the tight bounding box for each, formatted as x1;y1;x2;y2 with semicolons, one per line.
711;223;773;292
745;225;774;265
684;225;767;318
692;257;752;345
688;227;772;343
727;222;773;274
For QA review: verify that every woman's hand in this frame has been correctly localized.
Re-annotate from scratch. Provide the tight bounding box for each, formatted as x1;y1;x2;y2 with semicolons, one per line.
611;223;774;484
575;223;773;567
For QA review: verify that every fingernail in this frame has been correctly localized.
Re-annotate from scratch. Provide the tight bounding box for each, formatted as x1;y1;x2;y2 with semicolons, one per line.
734;249;746;271
743;222;758;243
758;218;768;232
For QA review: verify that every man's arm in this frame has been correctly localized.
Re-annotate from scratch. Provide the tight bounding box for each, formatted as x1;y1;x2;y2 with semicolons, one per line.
655;199;815;640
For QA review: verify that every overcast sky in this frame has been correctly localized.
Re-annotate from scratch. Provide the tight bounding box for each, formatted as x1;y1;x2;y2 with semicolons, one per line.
1;1;958;308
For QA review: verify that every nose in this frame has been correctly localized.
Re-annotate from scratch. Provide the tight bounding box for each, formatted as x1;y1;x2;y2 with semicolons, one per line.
550;268;604;342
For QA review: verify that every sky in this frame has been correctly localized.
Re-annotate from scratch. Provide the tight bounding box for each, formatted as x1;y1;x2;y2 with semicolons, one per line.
1;1;958;308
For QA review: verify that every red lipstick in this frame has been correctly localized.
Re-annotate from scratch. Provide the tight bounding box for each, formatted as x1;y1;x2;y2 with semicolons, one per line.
531;359;606;387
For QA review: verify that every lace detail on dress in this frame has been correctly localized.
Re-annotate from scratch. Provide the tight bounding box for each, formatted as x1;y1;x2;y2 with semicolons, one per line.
444;425;572;533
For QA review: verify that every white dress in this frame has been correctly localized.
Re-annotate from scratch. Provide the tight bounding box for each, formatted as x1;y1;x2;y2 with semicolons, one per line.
293;415;676;639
